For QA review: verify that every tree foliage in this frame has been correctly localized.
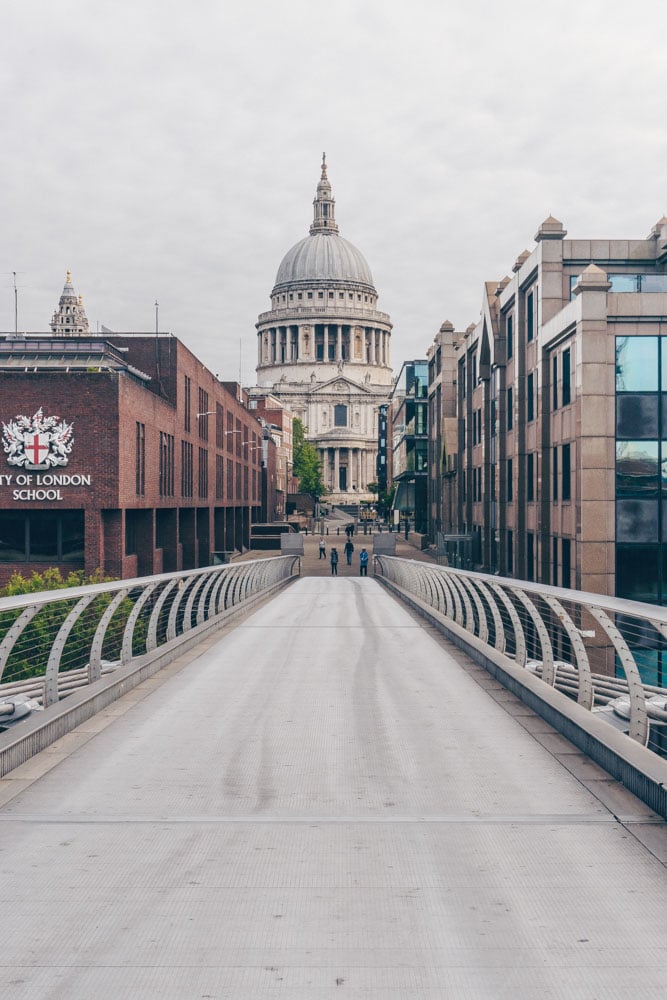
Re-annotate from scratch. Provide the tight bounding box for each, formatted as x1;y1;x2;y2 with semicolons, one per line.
292;417;324;499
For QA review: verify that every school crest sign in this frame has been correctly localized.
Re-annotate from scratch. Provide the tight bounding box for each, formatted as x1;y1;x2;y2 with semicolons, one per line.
2;408;74;471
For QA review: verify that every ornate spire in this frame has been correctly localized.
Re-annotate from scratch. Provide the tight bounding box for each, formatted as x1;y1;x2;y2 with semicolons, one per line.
50;270;89;336
310;152;339;235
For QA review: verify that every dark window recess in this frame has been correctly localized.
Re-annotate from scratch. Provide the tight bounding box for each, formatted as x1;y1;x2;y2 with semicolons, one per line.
616;441;659;497
0;510;84;562
135;421;145;495
527;453;535;502
527;291;534;342
562;348;571;405
562;538;571;589
616;499;659;543
198;446;208;499
527;372;534;421
526;532;535;581
507;530;513;575
507;458;513;503
553;447;558;501
507;386;513;431
562;443;571;501
552;355;558;410
507;313;513;360
184;375;191;432
552;536;559;587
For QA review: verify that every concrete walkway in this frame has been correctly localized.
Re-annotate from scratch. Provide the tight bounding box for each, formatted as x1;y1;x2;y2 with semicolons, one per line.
0;576;665;998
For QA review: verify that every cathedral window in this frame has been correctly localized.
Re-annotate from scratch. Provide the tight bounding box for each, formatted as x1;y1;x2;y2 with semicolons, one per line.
308;292;313;299
334;404;348;427
318;292;324;299
329;292;334;298
298;292;302;299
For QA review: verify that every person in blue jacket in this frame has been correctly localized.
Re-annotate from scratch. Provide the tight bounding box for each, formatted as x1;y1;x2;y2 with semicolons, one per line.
359;548;369;576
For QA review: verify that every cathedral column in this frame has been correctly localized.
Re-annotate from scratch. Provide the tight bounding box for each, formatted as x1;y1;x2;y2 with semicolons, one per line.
369;328;376;365
323;324;329;362
334;449;340;492
358;449;364;489
297;325;304;360
336;325;342;362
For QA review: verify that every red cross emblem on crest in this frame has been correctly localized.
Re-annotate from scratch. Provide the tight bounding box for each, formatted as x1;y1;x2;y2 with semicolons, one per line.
24;432;50;466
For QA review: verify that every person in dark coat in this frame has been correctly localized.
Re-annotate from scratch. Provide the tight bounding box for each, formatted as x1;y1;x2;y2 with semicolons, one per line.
330;547;339;575
344;538;354;565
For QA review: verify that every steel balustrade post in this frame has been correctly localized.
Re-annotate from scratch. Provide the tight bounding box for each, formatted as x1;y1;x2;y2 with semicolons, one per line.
181;575;209;634
442;570;464;625
196;570;219;626
167;577;194;641
510;588;555;685
0;605;40;684
587;606;649;745
121;583;158;664
489;582;527;666
458;576;489;644
211;568;230;614
44;595;96;707
146;579;179;651
448;573;474;632
475;580;506;654
89;588;131;679
542;596;594;708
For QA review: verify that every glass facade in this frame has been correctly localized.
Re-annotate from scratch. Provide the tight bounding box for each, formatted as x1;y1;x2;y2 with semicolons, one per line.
615;336;667;604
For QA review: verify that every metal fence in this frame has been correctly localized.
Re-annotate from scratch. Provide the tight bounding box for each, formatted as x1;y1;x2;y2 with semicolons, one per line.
0;556;300;723
374;556;667;755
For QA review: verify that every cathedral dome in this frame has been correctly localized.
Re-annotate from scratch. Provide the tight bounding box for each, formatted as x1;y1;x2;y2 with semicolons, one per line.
271;154;376;295
273;232;374;290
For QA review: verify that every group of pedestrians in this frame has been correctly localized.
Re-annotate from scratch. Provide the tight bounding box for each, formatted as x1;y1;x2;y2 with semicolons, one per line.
320;535;369;576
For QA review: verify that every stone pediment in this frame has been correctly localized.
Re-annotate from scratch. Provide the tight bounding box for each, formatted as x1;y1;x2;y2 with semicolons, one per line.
309;374;373;396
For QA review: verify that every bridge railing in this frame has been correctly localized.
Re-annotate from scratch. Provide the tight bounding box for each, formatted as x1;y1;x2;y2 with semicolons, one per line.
0;556;300;715
374;556;667;752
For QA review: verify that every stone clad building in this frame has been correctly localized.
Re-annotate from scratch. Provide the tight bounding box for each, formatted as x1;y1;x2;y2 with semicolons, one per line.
253;156;393;503
436;215;667;620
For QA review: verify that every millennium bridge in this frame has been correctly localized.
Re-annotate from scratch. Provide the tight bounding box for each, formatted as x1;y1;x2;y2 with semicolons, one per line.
0;533;665;998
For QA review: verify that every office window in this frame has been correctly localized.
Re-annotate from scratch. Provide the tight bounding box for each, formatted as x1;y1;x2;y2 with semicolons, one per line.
527;453;535;502
562;443;571;501
181;440;193;498
216;454;224;499
216;403;224;448
236;462;242;500
226;458;233;499
562;538;571;589
507;530;513;575
198;446;208;499
526;532;535;581
507;313;513;360
507;386;513;431
227;412;234;451
159;432;174;497
184;375;191;432
527;372;534;421
135;421;145;496
507;458;513;502
552;536;559;586
527;290;535;342
562;348;571;405
552;355;558;410
616;337;658;391
198;388;209;440
553;446;558;501
616;441;659;497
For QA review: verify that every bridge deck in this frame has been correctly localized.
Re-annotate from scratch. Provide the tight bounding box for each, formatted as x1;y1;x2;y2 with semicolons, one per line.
0;577;665;998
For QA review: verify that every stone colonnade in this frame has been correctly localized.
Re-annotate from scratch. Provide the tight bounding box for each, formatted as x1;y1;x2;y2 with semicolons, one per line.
259;324;390;367
318;445;374;493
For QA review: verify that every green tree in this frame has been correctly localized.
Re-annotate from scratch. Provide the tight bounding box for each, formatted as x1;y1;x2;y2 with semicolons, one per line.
292;417;324;499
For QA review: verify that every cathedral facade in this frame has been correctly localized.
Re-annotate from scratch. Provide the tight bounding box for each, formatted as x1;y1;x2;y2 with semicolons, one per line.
253;157;393;504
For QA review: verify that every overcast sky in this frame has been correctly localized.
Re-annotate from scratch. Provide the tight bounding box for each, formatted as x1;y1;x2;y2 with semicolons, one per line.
2;0;666;384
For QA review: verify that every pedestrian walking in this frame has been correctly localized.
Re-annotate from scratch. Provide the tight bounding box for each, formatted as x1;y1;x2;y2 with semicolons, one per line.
319;536;326;559
330;547;339;575
359;547;369;576
344;538;354;566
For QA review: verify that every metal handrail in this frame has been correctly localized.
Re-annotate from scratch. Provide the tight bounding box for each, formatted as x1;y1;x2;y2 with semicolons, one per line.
374;556;667;749
0;556;300;709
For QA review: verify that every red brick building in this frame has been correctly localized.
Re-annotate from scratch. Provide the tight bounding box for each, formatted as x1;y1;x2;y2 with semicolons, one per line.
0;332;274;584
